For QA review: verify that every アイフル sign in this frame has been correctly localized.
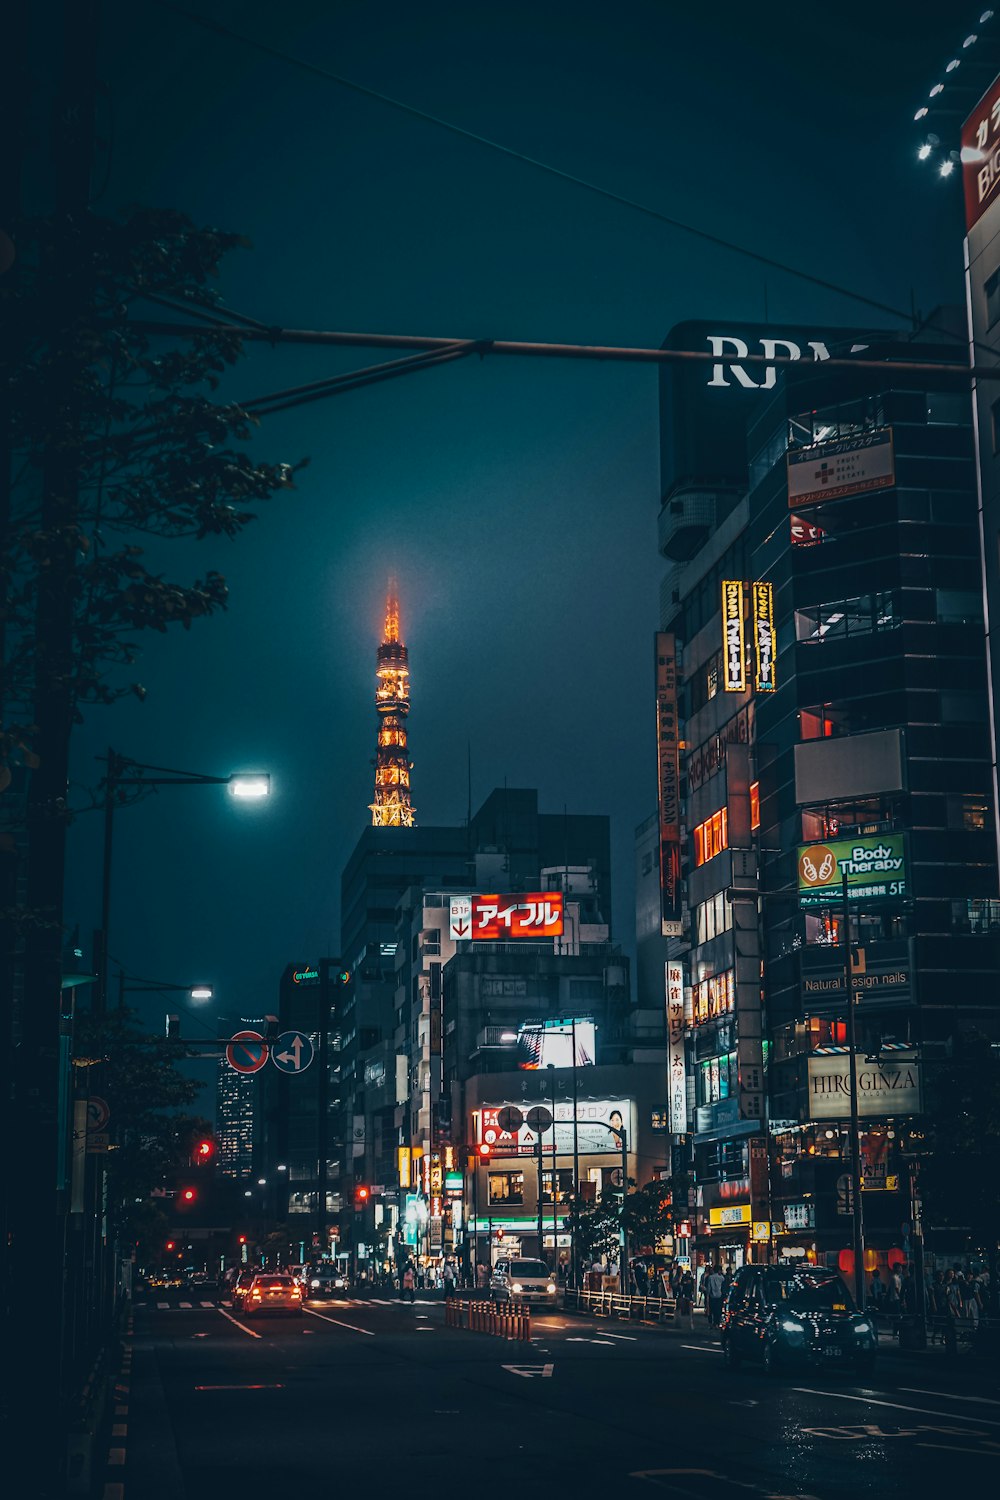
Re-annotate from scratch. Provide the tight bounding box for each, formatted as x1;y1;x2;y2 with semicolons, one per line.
470;893;564;939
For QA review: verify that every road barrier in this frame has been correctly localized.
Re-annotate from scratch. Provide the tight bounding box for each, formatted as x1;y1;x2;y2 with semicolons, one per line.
563;1287;682;1325
445;1297;531;1341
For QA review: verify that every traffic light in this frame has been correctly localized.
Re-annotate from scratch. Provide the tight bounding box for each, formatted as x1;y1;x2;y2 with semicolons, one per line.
354;1185;369;1208
165;1240;175;1252
238;1235;247;1245
194;1138;215;1164
179;1187;196;1205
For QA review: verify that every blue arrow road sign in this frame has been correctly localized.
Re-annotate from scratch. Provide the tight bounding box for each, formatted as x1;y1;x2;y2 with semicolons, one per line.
270;1029;315;1074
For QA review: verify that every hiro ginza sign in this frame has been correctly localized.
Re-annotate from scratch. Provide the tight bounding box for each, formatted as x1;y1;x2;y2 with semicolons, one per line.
796;834;907;908
807;1054;921;1120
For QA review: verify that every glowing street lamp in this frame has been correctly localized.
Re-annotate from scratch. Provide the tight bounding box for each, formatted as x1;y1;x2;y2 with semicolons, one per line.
228;774;270;800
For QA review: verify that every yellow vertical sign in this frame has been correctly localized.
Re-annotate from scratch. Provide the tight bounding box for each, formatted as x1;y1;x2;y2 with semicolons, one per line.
722;580;746;692
752;581;776;692
397;1146;411;1187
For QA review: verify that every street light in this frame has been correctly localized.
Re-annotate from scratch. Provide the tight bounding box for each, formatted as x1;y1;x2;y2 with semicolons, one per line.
96;749;271;1013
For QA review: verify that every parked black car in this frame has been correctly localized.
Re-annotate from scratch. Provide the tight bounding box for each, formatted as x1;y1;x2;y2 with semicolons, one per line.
720;1266;877;1375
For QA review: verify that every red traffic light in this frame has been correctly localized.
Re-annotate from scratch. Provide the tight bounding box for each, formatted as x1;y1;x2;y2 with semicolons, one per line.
195;1139;214;1161
238;1235;247;1245
181;1187;196;1202
355;1185;369;1202
165;1240;175;1251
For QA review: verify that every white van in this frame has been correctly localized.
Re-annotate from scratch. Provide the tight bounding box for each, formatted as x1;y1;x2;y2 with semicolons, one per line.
490;1258;558;1306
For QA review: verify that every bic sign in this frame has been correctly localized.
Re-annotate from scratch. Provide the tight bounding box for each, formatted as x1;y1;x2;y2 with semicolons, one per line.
707;334;833;389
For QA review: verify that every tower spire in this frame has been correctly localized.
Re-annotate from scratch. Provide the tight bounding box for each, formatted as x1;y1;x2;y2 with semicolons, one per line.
369;580;415;827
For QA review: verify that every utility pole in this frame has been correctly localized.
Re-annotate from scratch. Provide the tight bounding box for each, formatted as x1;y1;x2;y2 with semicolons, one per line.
843;874;866;1310
317;960;331;1257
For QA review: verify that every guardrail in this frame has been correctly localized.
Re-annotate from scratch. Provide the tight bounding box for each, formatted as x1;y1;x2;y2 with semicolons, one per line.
445;1297;531;1341
563;1288;682;1324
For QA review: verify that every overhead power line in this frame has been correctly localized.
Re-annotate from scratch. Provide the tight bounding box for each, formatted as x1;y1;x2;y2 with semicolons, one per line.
153;0;956;339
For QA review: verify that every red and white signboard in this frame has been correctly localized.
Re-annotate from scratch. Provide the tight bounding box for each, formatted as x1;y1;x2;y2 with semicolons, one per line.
963;74;1000;232
787;430;894;509
226;1030;269;1074
470;892;564;940
449;895;472;941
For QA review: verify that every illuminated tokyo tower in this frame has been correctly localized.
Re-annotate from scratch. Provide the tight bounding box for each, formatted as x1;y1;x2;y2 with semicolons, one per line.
369;581;416;827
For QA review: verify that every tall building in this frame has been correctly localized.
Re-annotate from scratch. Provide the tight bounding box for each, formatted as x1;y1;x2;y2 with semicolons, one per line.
653;318;1000;1276
215;1058;255;1180
370;581;415;828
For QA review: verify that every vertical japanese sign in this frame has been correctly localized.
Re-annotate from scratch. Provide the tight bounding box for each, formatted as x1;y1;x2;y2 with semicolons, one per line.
666;961;687;1134
722;580;746;692
655;633;682;937
752;581;776;693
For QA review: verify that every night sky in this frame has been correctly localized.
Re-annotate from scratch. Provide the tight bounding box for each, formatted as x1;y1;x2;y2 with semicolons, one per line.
62;0;969;1099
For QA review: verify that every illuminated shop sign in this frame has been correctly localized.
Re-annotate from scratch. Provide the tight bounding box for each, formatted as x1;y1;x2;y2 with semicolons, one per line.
292;966;319;985
479;1099;631;1157
516;1018;596;1070
787;430;894;510
463;892;564;939
806;1054;921;1120
752;581;776;692
708;1204;751;1227
655;632;682;937
666;962;686;1134
796;834;907;907
722;580;746;692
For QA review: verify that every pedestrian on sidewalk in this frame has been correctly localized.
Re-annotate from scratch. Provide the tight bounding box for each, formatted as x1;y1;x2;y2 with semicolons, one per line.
704;1265;725;1328
402;1261;416;1304
677;1268;695;1331
476;1261;488;1291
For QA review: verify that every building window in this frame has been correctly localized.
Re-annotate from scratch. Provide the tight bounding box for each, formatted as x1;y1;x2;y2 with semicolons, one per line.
488;1172;524;1205
795;592;895;643
693;808;728;866
799;704;851;740
936;589;982;624
955;897;1000;933
694;890;733;946
987;267;1000;329
947;796;989;830
541;1169;574;1203
693;969;735;1023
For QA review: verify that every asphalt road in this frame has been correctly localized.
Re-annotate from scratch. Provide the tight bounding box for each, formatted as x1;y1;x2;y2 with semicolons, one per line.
111;1290;1000;1499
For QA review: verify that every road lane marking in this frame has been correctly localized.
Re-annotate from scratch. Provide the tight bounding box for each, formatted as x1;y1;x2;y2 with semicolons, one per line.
601;1332;638;1341
901;1388;1000;1407
503;1363;553;1378
215;1304;261;1339
681;1345;721;1354
179;1301;192;1308
304;1307;375;1336
792;1389;1000;1427
156;1302;168;1309
200;1300;215;1308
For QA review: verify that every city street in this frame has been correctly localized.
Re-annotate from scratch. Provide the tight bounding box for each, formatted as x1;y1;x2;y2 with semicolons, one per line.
107;1292;1000;1498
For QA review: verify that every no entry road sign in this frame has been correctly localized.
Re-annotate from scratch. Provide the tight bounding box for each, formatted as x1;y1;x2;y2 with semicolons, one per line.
226;1030;269;1074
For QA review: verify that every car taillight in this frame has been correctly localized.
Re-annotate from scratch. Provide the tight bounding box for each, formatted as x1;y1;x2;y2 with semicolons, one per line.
251;1290;262;1300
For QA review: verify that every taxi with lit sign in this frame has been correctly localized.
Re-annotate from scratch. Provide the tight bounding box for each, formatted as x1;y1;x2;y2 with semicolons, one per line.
243;1273;303;1317
720;1267;876;1375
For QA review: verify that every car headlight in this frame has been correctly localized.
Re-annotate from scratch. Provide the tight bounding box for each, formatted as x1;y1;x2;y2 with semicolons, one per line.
512;1283;523;1293
779;1317;805;1334
854;1318;875;1336
547;1283;556;1294
310;1278;320;1288
334;1277;345;1288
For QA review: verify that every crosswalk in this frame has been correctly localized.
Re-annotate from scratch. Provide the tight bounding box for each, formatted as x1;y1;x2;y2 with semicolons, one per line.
139;1296;441;1312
